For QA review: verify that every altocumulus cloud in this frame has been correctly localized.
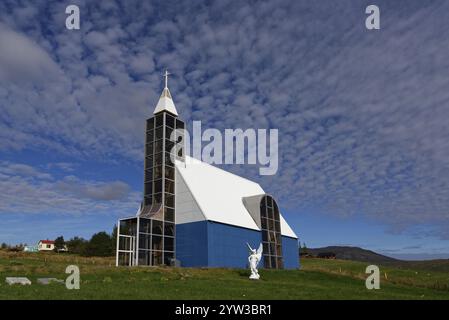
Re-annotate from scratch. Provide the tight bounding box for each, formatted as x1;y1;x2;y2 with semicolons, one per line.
0;0;449;239
0;23;63;85
0;161;139;215
57;177;130;201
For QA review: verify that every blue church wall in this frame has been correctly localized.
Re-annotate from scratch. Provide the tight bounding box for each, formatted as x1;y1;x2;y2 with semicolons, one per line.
282;236;300;269
207;221;261;268
176;220;299;269
176;221;208;267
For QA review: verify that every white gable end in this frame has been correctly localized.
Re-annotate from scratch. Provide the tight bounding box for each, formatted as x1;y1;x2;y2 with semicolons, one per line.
175;167;206;224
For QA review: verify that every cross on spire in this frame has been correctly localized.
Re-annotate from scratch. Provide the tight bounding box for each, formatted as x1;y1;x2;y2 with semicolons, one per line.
153;69;178;116
163;69;170;89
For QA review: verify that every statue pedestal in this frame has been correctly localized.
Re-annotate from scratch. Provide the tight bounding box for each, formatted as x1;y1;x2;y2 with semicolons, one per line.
249;273;260;280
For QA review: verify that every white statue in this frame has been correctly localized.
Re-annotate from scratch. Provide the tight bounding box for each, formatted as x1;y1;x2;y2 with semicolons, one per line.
247;243;263;280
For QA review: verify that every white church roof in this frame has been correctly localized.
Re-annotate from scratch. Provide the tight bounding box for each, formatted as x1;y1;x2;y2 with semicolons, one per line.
175;156;297;238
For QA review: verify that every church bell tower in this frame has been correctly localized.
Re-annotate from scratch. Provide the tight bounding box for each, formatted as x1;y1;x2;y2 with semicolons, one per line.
138;70;185;265
116;70;185;267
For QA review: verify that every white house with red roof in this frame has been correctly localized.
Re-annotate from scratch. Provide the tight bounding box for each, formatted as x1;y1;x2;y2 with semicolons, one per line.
38;240;55;251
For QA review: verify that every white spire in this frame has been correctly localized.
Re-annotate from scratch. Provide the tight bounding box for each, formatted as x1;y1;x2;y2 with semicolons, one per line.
153;69;178;116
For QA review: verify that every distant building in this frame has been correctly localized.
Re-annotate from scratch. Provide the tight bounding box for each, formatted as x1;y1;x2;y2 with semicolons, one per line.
116;72;299;269
38;240;55;251
23;245;38;252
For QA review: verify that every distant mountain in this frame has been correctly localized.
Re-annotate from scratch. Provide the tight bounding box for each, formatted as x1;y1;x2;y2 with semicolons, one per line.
304;246;398;263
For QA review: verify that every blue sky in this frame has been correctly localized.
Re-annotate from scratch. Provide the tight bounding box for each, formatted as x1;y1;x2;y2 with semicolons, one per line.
1;0;449;260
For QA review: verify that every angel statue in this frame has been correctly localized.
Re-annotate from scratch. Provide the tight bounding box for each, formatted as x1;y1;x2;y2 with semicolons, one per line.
246;243;263;280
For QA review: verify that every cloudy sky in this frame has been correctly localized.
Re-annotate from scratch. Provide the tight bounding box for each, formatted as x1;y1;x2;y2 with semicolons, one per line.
1;0;449;260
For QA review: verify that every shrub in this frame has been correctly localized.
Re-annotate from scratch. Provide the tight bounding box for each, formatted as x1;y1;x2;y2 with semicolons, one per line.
66;237;88;255
83;232;114;257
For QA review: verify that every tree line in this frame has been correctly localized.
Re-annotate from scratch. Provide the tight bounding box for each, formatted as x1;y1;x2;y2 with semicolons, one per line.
56;225;118;257
1;225;118;257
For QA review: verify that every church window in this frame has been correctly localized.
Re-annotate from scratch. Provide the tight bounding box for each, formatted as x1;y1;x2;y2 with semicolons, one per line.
260;195;283;269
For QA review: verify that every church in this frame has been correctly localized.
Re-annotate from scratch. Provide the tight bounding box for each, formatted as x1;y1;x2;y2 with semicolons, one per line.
116;73;299;269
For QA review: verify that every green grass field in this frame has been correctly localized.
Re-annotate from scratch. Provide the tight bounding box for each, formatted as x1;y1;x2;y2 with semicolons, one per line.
1;250;448;300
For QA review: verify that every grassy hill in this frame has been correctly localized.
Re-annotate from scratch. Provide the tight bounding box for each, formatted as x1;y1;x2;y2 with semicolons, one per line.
306;246;398;263
0;250;448;300
305;246;449;272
